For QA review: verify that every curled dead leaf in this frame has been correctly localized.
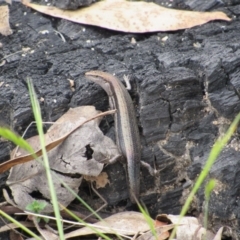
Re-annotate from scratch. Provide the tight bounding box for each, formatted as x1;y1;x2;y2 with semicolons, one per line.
84;172;110;189
157;214;206;239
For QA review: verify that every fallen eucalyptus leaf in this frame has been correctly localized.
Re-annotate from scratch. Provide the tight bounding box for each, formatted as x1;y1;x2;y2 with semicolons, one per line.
64;211;153;239
0;5;12;36
22;0;231;33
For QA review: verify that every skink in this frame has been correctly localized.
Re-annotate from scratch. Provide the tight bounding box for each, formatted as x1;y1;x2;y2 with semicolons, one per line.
85;71;141;203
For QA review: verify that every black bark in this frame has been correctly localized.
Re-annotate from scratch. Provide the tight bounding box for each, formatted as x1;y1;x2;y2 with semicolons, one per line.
1;0;240;238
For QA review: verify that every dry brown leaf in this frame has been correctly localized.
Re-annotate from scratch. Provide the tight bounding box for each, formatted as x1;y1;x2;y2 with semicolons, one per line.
137;225;174;240
0;221;36;233
155;219;169;227
0;6;12;36
158;214;206;239
6;106;120;213
213;227;223;240
4;0;12;4
64;211;153;239
212;226;234;240
84;172;110;188
22;0;231;33
32;217;58;240
0;108;116;174
9;230;23;240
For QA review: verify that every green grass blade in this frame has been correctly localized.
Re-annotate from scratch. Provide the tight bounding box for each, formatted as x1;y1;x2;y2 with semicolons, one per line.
137;202;157;239
27;78;64;240
61;181;103;221
60;181;123;240
0;128;35;155
0;210;41;239
61;206;112;240
169;112;240;239
204;179;216;240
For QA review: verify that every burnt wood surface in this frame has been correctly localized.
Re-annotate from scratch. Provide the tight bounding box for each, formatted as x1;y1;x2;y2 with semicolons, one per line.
1;0;240;238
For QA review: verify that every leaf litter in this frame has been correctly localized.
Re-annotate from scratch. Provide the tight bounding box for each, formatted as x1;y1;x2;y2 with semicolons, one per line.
0;100;232;238
0;108;117;173
22;0;231;33
63;211;154;239
5;106;120;213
